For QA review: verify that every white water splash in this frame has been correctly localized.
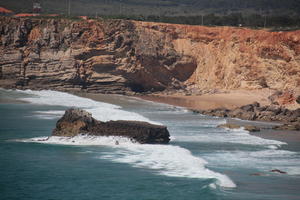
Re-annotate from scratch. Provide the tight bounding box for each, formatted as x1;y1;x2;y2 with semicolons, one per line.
20;135;236;188
17;90;160;124
173;128;286;147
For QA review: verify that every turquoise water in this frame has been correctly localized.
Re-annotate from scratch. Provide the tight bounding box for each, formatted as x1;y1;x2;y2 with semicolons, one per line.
1;89;300;200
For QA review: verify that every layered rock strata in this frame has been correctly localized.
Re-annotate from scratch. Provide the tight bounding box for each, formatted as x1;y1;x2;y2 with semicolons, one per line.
52;108;170;144
0;17;299;101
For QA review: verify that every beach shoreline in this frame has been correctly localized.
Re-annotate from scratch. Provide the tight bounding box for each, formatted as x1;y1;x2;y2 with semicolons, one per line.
1;88;299;145
140;94;300;145
139;89;273;111
71;91;300;145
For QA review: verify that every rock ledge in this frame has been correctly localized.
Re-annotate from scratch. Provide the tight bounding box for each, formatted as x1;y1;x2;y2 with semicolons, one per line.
52;108;170;144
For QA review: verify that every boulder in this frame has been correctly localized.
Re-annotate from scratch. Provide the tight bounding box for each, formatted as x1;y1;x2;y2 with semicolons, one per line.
273;123;300;131
217;123;241;129
250;172;264;176
52;108;170;144
210;108;229;117
240;104;255;112
244;125;260;132
296;96;300;104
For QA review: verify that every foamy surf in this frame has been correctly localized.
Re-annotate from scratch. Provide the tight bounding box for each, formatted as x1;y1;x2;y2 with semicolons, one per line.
31;110;65;119
20;135;135;146
20;135;236;188
105;144;236;188
173;128;286;147
17;90;160;124
202;149;300;175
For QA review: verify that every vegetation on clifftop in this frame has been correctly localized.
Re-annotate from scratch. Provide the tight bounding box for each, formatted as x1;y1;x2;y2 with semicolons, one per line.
1;0;299;16
1;0;299;29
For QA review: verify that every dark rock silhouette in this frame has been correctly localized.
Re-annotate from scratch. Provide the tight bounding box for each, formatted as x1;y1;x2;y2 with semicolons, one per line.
52;108;170;144
270;169;287;174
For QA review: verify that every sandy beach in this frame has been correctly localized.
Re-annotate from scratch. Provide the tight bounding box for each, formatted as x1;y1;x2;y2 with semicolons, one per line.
140;89;272;111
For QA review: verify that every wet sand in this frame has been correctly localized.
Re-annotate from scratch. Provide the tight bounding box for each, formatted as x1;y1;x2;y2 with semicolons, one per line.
140;89;272;111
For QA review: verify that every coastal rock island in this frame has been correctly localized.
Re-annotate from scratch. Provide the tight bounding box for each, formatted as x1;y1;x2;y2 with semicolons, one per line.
52;108;170;144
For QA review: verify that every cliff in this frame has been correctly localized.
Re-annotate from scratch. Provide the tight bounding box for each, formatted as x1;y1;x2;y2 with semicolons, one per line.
0;17;299;104
52;108;170;144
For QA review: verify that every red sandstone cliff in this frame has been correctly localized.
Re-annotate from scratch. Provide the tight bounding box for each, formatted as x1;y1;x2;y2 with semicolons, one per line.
0;17;299;103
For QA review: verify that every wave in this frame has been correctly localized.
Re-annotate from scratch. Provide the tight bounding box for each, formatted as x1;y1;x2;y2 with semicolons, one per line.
31;110;65;119
173;128;286;147
17;90;159;124
202;149;300;175
20;135;236;188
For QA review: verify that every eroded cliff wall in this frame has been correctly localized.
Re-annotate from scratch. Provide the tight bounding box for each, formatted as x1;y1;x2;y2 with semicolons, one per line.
1;17;299;96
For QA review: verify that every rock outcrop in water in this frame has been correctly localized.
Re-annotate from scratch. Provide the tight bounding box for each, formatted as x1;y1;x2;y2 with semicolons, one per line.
52;108;170;144
199;102;300;126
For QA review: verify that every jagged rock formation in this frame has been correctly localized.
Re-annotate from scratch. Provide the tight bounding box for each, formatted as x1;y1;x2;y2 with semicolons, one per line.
0;17;299;97
52;108;170;144
199;102;300;127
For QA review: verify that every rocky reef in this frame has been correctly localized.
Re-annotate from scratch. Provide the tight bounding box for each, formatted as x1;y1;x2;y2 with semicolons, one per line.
199;102;300;130
52;108;170;144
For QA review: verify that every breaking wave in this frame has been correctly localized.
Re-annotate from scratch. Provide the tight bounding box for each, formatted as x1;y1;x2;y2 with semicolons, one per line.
20;135;236;188
17;90;159;124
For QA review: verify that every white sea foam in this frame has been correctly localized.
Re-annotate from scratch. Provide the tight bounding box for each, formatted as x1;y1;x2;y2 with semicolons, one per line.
105;144;236;188
21;135;236;188
17;90;159;124
173;128;286;146
32;110;65;119
21;135;134;146
202;149;300;175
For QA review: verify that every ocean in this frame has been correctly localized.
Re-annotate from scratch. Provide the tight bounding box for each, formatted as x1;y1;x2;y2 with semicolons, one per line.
0;89;300;200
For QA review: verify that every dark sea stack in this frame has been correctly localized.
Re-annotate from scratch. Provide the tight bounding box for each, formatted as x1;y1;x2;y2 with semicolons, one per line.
52;108;170;144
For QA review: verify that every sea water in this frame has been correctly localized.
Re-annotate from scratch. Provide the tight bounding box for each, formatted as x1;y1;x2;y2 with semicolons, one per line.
0;89;300;200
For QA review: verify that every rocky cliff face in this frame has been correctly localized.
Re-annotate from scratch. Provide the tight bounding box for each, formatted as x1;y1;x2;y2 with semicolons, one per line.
1;17;299;99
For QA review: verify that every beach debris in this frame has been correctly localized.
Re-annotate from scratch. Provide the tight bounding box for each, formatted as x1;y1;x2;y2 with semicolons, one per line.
270;169;287;174
244;125;261;132
250;173;264;176
217;123;241;129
